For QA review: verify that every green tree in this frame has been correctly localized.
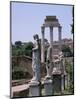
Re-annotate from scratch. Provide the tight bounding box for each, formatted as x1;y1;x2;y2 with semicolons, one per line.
15;41;22;48
24;42;33;57
65;60;74;93
12;41;33;57
61;45;73;57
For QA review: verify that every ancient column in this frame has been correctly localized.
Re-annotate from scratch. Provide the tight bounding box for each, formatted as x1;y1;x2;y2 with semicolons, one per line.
41;26;45;63
58;26;62;50
49;27;53;47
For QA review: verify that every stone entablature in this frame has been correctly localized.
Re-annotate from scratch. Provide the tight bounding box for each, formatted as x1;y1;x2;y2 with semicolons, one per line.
44;16;60;27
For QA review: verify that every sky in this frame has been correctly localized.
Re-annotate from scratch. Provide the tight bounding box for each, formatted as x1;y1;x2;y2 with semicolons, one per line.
11;2;73;44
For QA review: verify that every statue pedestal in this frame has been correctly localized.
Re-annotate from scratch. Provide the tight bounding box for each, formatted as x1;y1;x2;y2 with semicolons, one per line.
43;77;53;96
29;81;41;97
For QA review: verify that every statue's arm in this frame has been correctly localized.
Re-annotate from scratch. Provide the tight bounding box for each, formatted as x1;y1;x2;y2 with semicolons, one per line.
32;41;39;51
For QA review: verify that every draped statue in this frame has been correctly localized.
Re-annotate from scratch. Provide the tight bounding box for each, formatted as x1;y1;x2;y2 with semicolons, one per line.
45;45;53;78
31;34;41;82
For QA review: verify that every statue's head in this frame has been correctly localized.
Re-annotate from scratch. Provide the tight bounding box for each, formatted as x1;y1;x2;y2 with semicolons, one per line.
33;34;39;40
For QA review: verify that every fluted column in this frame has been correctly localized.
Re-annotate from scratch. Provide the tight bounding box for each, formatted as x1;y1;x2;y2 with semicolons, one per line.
58;26;62;50
41;26;45;63
49;27;53;47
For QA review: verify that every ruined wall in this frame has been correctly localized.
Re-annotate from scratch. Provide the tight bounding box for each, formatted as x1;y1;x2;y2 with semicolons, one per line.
12;56;46;80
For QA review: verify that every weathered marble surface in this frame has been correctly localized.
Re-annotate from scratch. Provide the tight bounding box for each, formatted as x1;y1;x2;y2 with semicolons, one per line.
43;78;53;96
45;45;53;78
31;34;41;82
29;81;40;96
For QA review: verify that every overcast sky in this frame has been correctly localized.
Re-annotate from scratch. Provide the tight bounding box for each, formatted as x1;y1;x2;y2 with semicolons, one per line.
11;2;73;44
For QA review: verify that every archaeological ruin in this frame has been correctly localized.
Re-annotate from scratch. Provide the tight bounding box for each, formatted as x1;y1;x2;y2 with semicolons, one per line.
11;16;74;98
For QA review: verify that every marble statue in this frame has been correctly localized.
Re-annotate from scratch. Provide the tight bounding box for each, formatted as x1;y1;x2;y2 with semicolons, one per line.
45;45;53;78
31;34;41;82
58;51;64;72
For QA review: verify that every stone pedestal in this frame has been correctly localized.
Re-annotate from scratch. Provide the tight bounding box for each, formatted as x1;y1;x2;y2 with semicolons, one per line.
29;81;41;97
52;75;61;93
43;78;53;96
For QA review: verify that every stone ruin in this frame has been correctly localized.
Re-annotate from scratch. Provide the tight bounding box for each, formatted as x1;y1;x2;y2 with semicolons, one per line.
29;16;66;96
12;16;67;98
41;16;66;93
